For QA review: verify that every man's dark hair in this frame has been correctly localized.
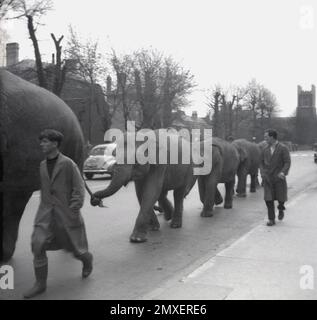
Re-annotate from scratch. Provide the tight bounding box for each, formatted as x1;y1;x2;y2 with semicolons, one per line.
265;129;278;140
39;129;64;147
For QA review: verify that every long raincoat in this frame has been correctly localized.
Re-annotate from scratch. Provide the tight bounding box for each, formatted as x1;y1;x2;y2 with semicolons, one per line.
31;153;88;257
261;142;291;202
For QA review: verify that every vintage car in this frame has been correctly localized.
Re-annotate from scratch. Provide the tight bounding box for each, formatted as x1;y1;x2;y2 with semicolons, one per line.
83;143;116;179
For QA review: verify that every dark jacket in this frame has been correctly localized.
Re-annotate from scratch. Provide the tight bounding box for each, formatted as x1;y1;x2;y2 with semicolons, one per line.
260;142;291;202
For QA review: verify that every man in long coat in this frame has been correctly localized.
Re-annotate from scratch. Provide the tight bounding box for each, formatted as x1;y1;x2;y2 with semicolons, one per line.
261;129;291;226
24;129;93;299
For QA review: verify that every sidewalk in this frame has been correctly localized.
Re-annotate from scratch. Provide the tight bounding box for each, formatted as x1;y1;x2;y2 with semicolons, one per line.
142;182;317;300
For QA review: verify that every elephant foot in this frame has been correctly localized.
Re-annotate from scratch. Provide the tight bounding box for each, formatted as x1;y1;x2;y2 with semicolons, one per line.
250;189;256;193
170;220;182;228
224;203;232;209
200;209;213;217
149;221;160;231
164;212;172;221
236;193;247;198
215;198;223;205
129;231;148;243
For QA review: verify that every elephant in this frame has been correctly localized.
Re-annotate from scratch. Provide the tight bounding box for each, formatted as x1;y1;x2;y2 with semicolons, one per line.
0;70;85;262
91;129;197;243
231;139;261;197
198;137;240;217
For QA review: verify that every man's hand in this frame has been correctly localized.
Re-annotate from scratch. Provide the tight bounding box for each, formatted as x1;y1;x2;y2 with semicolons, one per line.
90;196;102;206
277;172;285;180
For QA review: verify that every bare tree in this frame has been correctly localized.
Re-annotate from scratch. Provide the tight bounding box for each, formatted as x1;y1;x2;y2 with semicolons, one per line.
66;26;107;140
132;49;195;128
0;0;20;18
50;33;67;96
206;85;248;138
8;0;53;88
109;51;134;130
206;86;222;137
108;48;195;129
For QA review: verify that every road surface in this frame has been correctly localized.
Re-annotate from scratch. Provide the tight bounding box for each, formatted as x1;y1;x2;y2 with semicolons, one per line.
1;151;316;299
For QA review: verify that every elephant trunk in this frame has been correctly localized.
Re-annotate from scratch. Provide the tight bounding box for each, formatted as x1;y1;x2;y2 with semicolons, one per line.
93;165;130;199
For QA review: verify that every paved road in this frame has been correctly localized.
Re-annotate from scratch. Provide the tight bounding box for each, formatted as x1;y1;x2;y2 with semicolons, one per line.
1;151;316;299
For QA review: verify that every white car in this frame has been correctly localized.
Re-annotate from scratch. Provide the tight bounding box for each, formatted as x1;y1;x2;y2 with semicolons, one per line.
83;143;116;179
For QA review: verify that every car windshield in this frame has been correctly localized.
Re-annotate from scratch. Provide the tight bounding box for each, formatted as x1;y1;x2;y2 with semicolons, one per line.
90;147;106;156
90;145;115;156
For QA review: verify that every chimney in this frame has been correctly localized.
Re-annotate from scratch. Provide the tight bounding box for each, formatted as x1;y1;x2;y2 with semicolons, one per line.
192;111;198;120
6;42;19;66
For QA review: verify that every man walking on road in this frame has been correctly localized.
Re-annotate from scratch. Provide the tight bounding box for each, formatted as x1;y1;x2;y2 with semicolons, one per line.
24;129;93;299
261;129;291;226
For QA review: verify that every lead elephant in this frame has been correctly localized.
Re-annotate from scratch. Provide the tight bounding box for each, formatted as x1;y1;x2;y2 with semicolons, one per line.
91;130;197;243
0;70;85;262
232;139;261;197
198;137;240;217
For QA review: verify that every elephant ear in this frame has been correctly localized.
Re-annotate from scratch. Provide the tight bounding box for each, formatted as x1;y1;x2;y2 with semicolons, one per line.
234;143;248;163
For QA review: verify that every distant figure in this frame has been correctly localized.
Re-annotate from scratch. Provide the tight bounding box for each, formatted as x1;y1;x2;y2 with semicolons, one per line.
260;129;291;226
24;129;93;299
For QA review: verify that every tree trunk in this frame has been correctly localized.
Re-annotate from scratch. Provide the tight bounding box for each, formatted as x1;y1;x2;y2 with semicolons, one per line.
51;33;66;96
27;15;47;89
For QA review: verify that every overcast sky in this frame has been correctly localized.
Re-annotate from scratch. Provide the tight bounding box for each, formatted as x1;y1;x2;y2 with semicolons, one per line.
3;0;317;117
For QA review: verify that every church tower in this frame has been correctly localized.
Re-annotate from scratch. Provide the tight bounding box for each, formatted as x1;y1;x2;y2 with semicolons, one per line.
296;85;317;145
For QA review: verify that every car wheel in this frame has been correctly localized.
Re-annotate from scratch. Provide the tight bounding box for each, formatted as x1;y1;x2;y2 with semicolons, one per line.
85;173;94;180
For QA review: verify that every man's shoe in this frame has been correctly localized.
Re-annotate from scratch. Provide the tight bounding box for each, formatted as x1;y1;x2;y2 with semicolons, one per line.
266;220;275;226
23;282;46;299
278;211;284;221
23;265;47;299
81;252;93;278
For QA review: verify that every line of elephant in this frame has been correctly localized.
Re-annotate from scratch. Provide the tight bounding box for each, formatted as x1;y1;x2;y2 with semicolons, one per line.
91;133;262;243
0;70;263;262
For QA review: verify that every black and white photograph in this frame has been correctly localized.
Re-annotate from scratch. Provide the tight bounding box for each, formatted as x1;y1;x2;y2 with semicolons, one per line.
1;0;317;305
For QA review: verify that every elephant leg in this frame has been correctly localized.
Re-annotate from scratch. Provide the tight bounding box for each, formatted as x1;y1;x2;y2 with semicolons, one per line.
134;181;160;232
224;179;235;209
158;191;174;221
236;166;247;197
198;177;206;204
130;168;165;243
250;173;257;193
170;187;185;228
2;190;33;262
201;176;218;217
215;187;223;205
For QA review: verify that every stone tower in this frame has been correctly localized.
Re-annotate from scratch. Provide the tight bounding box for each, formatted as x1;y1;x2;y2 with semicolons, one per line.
296;85;317;145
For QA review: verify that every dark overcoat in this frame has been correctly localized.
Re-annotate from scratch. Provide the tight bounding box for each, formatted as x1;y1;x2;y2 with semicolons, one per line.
31;153;88;257
260;142;291;202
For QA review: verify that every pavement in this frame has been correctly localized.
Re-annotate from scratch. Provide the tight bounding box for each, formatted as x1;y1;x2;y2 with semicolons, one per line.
141;181;317;300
